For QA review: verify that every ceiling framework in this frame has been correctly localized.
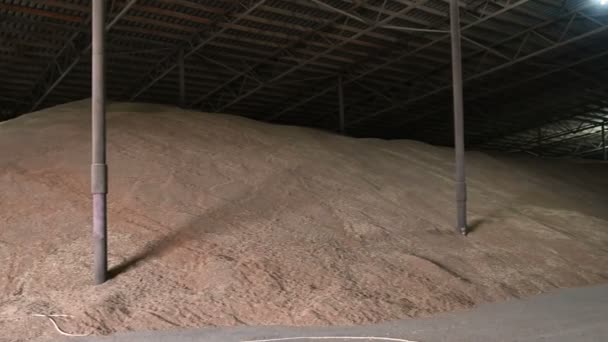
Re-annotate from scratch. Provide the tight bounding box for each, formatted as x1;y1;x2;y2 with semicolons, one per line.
487;117;607;158
1;0;608;159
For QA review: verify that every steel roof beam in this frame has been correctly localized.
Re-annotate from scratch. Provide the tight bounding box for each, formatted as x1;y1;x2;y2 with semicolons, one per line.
576;137;608;157
483;98;608;151
416;67;608;150
396;47;608;139
478;104;603;151
287;3;599;127
583;113;608;121
474;77;605;146
210;0;433;113
188;0;370;109
0;3;85;23
310;0;449;33
266;0;533;122
535;129;604;157
126;0;268;100
0;13;86;33
349;4;607;127
553;132;604;154
341;26;531;122
18;0;138;113
522;123;602;150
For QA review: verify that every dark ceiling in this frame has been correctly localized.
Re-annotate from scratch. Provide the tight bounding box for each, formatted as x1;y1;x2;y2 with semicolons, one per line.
1;0;608;159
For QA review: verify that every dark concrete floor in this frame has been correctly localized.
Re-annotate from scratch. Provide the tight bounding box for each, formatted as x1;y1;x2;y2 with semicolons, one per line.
72;284;608;342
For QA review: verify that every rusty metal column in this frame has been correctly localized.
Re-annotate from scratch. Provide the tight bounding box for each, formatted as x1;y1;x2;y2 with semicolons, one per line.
92;0;108;284
602;122;606;161
450;0;467;235
338;75;345;134
178;48;185;107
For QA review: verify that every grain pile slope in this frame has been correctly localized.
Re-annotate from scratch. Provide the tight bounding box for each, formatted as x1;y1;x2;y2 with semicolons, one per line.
1;101;608;341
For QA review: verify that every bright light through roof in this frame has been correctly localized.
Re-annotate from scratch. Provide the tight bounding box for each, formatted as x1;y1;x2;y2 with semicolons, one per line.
601;0;608;5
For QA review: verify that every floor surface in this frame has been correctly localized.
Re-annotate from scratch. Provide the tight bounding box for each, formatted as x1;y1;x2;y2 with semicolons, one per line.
70;284;608;342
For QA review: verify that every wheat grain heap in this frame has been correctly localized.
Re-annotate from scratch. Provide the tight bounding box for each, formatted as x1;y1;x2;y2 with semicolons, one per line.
1;100;608;341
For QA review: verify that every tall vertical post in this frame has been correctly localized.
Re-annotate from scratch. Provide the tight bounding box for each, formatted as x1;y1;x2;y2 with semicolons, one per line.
602;122;606;161
92;0;107;284
178;48;185;107
338;75;345;134
450;0;467;235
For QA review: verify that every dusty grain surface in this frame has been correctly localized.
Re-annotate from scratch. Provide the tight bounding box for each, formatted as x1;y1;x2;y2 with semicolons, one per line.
1;101;607;341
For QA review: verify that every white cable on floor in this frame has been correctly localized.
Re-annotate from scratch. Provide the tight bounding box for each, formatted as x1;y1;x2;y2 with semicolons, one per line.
242;336;419;342
31;314;90;337
25;314;418;341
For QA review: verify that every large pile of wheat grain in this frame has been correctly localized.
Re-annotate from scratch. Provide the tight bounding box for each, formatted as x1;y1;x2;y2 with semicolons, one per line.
1;100;607;341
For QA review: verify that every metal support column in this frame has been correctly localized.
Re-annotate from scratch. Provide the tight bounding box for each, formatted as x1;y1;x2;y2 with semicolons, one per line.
92;0;108;284
602;122;606;161
338;75;345;134
450;0;467;235
178;48;185;107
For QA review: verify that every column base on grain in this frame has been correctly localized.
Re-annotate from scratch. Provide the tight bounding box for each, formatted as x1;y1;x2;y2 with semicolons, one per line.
93;193;107;284
456;181;467;236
